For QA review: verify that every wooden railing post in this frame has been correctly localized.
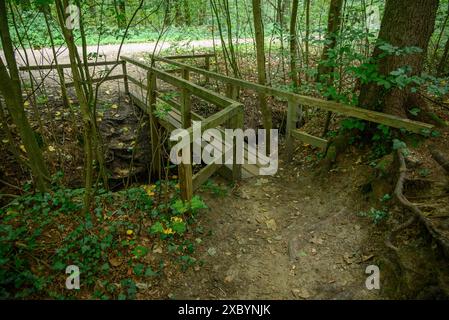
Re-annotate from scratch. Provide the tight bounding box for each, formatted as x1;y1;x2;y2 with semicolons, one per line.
179;68;193;201
204;55;210;84
147;70;161;180
286;99;297;161
231;106;244;180
121;60;129;95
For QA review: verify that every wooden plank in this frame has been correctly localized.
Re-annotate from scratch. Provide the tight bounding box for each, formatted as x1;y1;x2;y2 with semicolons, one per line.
290;95;433;134
291;130;328;150
65;74;124;88
155;56;433;134
164;53;215;60
181;69;192;128
122;56;235;108
121;56;152;71
192;163;221;191
19;60;121;71
152;68;235;108
121;61;129;95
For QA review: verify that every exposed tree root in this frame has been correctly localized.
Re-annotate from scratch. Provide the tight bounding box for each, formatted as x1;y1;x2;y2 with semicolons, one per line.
387;149;449;255
430;148;449;174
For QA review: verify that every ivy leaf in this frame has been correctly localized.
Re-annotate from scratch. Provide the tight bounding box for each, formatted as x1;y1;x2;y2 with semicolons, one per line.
408;107;421;116
149;222;164;234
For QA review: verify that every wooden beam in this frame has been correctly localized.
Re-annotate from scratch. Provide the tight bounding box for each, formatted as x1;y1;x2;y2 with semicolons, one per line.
121;61;129;95
19;60;121;71
291;130;328;150
154;56;433;134
164;53;215;60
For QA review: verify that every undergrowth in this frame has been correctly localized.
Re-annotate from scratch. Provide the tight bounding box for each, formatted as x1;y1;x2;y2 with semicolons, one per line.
0;175;207;299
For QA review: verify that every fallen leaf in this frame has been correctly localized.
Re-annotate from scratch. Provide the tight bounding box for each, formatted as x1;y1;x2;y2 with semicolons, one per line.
109;257;123;267
265;218;277;231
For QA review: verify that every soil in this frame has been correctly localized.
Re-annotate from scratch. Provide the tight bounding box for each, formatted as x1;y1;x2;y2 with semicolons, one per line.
150;149;386;300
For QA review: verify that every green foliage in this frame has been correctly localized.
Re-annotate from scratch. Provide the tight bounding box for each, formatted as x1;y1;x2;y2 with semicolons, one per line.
359;207;389;225
0;179;207;299
200;180;228;197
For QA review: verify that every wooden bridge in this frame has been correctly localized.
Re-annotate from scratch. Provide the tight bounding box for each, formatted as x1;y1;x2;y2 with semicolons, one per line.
20;53;434;201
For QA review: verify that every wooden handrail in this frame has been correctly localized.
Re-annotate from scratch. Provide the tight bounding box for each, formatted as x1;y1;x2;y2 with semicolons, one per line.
154;56;434;134
19;60;123;71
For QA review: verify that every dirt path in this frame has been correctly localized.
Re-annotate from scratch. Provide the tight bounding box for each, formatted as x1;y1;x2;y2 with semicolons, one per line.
164;155;385;300
5;38;254;66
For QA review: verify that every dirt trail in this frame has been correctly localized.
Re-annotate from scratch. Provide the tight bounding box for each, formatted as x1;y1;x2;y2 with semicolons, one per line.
4;38;254;66
165;155;385;300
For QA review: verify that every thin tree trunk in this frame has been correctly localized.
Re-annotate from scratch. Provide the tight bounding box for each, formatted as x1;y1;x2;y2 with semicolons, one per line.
437;36;449;76
252;0;272;146
304;0;310;81
0;0;49;192
55;0;95;212
289;0;300;89
316;0;344;82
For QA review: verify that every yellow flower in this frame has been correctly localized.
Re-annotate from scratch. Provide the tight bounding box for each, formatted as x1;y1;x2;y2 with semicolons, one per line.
162;228;175;235
171;216;183;223
171;175;178;179
142;184;157;197
48;145;56;152
126;229;134;235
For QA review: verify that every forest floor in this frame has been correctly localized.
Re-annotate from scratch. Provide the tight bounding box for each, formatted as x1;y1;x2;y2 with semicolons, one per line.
157;151;384;300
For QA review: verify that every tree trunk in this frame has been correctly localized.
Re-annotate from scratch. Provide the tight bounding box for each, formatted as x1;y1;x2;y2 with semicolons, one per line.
304;0;310;81
114;0;126;29
0;0;49;192
55;0;96;212
358;0;439;118
437;36;449;76
251;0;273;137
289;0;300;88
317;0;344;82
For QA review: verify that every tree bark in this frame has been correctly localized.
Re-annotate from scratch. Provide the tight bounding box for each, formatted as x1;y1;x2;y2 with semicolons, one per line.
289;0;300;89
252;0;273;137
437;36;449;76
0;0;49;192
317;0;344;82
358;0;439;118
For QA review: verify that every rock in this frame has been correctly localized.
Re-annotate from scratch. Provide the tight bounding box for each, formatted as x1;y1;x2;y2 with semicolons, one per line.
207;247;217;256
292;288;313;299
